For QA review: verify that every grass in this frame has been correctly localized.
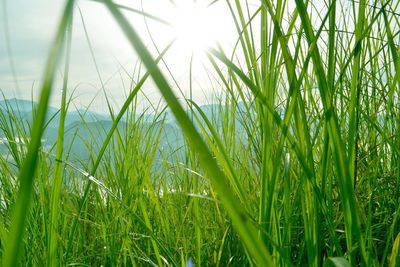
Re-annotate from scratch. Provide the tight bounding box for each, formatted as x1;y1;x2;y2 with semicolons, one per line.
0;0;399;266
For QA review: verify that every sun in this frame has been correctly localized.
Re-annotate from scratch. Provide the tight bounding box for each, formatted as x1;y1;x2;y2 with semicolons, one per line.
169;1;220;55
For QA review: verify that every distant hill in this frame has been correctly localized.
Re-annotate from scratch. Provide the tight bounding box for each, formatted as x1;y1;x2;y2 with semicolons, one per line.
0;98;252;163
0;98;39;112
0;99;184;161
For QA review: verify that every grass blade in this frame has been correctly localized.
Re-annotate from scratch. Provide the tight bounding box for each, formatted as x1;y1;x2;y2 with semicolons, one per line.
2;1;75;266
103;0;274;265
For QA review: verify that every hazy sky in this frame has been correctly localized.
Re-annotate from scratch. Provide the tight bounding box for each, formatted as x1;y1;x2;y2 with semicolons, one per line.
0;0;254;112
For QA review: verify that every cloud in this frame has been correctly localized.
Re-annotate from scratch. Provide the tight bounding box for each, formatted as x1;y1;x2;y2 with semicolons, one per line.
0;0;239;111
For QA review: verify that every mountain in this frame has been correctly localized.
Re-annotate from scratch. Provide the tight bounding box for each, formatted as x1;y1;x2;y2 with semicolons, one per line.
0;98;38;112
0;98;250;163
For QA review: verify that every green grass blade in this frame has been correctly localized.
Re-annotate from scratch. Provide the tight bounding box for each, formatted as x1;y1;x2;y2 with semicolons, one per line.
292;0;367;264
347;0;366;189
64;41;175;262
324;257;351;267
103;1;274;265
2;1;75;266
47;7;74;266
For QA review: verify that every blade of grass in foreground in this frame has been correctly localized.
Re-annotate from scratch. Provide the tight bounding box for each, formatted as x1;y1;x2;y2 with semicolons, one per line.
2;1;75;266
103;0;274;265
188;99;247;209
382;5;400;88
292;0;366;264
47;7;74;266
65;41;176;264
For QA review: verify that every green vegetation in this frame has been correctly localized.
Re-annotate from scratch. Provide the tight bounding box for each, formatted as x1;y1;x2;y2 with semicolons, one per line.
0;0;399;266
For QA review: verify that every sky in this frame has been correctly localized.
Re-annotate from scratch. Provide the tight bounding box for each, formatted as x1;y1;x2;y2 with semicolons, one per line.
0;0;256;112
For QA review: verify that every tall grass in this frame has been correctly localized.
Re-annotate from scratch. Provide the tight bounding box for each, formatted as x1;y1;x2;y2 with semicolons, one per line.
2;1;74;266
0;0;399;266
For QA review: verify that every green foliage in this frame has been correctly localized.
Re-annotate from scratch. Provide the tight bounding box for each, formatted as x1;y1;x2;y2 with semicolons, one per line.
324;257;352;267
0;0;399;266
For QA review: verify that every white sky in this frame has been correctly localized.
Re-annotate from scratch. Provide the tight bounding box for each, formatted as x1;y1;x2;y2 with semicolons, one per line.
2;0;387;113
0;0;260;112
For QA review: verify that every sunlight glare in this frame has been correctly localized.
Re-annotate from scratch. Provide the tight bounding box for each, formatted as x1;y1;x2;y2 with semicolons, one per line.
169;1;220;55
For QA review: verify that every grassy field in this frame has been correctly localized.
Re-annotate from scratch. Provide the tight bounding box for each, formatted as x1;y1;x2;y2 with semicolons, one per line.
1;0;400;266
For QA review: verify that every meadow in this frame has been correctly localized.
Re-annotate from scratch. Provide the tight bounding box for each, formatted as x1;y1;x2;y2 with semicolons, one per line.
0;0;399;266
